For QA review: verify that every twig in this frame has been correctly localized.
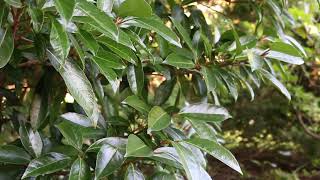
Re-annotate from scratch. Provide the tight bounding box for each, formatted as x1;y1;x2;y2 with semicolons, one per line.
295;110;320;140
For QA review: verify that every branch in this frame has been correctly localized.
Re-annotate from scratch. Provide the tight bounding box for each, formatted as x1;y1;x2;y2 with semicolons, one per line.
295;110;320;140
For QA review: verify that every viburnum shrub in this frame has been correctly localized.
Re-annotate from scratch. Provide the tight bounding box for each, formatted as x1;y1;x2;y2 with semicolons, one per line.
0;0;306;179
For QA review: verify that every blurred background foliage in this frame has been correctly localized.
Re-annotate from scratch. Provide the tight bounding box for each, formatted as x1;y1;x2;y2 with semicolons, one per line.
0;0;319;179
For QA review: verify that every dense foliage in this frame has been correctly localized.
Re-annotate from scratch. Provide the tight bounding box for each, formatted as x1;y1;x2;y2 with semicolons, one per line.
0;0;313;179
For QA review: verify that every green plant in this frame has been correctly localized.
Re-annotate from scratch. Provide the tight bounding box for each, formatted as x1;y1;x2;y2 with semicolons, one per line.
0;0;307;179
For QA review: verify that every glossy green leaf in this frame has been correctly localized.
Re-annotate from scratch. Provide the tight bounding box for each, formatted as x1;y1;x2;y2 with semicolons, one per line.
124;16;181;47
164;53;194;69
0;145;31;165
125;164;145;180
260;69;291;100
254;49;303;65
28;8;44;32
76;0;118;39
69;33;86;69
153;79;175;106
118;0;152;17
78;29;100;55
4;0;21;8
0;27;14;68
53;0;75;24
270;41;302;57
73;16;134;49
151;172;176;180
92;49;126;69
95;144;125;178
151;147;182;168
170;17;195;56
127;63;144;95
50;19;70;61
201;66;218;92
19;125;43;158
69;158;91;180
125;134;153;157
247;49;264;71
123;95;151;114
30;93;47;130
184;138;242;174
172;142;211;180
179;103;231;122
97;36;137;64
97;0;114;15
148;106;171;132
188;118;217;140
87;137;127;153
47;49;100;127
22;152;71;178
56;121;83;151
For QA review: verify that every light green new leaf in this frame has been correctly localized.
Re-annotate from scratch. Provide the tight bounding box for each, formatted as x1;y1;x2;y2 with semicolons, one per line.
47;49;100;127
125;134;153;157
247;49;264;71
184;138;242;174
0;27;14;68
127;63;144;95
78;29;100;55
164;53;194;69
125;163;145;180
118;0;152;17
179;103;231;122
69;158;91;180
124;16;181;47
22;152;72;179
0;145;31;165
92;49;126;69
95;144;125;179
260;69;291;100
97;36;137;64
56;121;83;151
50;19;70;61
76;0;118;39
172;142;211;180
54;0;75;24
148;106;171;132
123;95;151;114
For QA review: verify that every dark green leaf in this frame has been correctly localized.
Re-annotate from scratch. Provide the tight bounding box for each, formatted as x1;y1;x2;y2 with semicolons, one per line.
125;163;145;180
56;121;83;151
19;125;43;158
151;147;182;168
4;0;21;8
172;142;211;180
76;0;118;39
164;53;194;69
93;49;126;69
22;152;71;178
50;19;70;61
125;134;153;157
87;137;127;153
184;138;242;174
53;0;75;24
69;158;91;180
78;29;100;55
95;144;125;178
123;16;181;47
148;106;171;132
28;8;44;32
0;145;31;165
123;95;151;114
47;49;100;127
179;103;231;122
127;63;144;95
0;27;14;68
260;69;291;100
188;118;217;140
